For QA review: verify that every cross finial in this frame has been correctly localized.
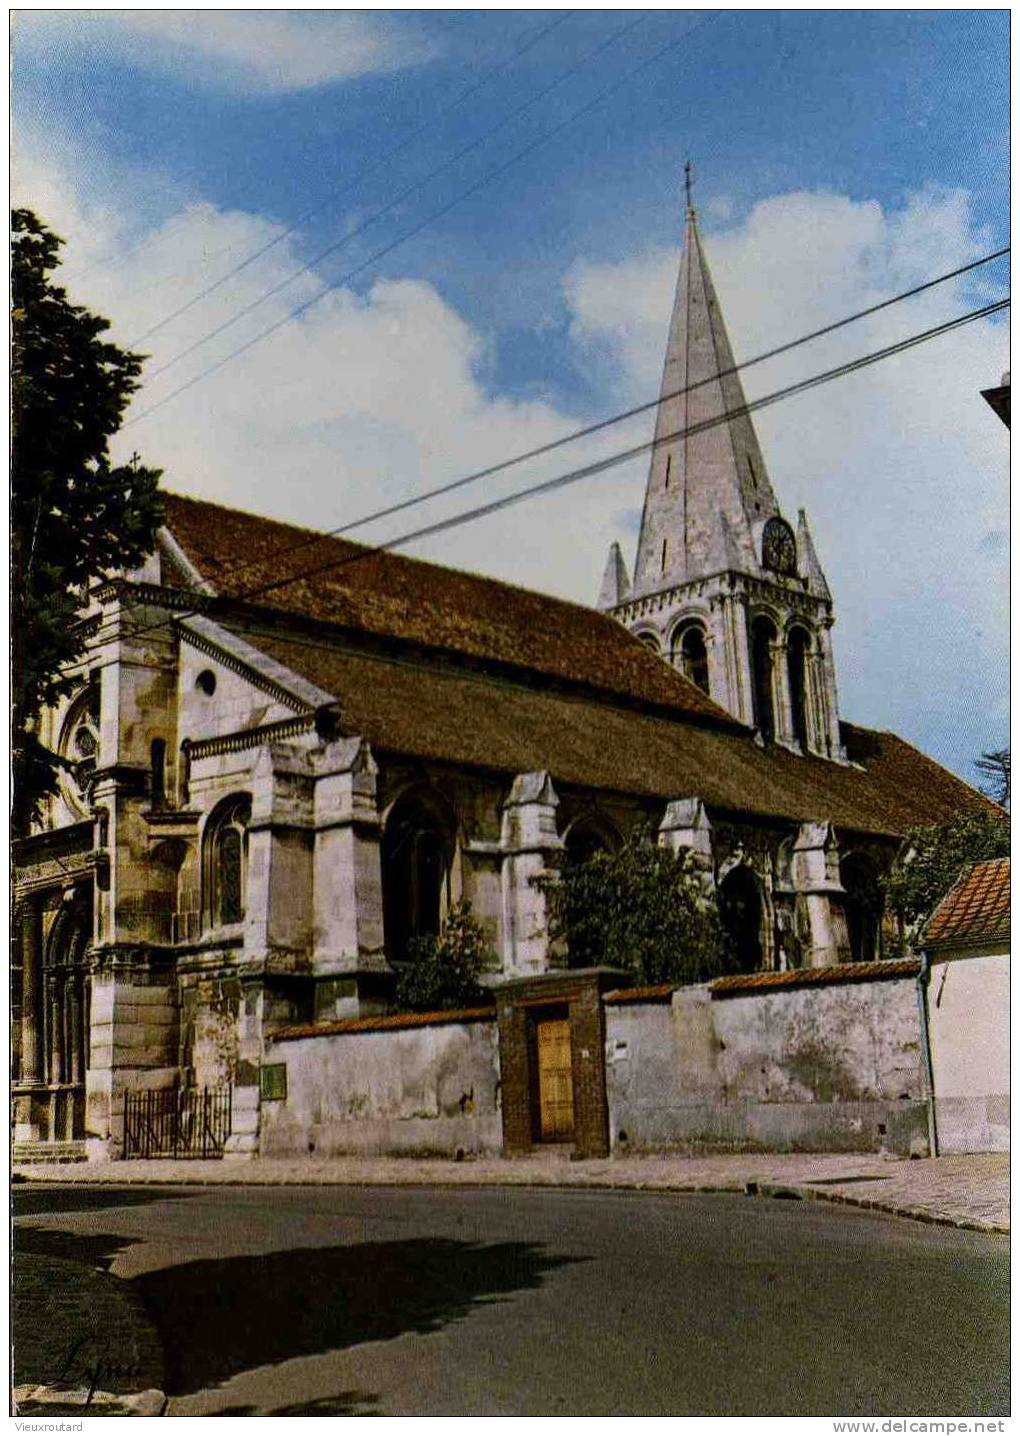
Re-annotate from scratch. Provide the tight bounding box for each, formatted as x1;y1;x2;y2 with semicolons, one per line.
684;158;695;217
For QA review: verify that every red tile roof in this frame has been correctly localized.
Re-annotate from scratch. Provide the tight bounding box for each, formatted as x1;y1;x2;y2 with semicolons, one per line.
271;1005;497;1041
710;959;921;996
924;858;1011;950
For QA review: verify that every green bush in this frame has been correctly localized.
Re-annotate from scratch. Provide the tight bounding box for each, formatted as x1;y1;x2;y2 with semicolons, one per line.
535;826;728;985
393;901;492;1013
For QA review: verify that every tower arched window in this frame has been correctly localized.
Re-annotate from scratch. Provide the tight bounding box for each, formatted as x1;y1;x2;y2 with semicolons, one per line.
672;622;710;695
787;626;812;752
382;788;456;965
750;616;777;744
204;796;251;928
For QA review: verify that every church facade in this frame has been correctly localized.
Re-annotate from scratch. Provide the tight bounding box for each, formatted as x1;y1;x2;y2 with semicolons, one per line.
12;197;994;1160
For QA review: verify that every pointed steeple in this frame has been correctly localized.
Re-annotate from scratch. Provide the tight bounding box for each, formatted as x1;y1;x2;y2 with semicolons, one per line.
796;509;831;601
631;191;779;599
597;541;631;610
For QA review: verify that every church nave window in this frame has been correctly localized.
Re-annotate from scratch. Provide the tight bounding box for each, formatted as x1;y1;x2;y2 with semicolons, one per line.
204;795;251;929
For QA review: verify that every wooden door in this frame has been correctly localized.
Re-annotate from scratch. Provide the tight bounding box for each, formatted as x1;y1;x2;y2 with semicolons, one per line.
536;1017;574;1141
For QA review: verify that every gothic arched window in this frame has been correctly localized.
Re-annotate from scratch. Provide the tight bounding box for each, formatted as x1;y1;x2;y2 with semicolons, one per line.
838;853;883;964
719;865;764;973
204;796;250;928
382;789;456;965
672;622;710;695
750;616;777;744
787;626;812;752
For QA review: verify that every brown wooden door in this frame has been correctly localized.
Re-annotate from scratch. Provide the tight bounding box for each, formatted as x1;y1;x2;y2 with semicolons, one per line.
536;1017;574;1141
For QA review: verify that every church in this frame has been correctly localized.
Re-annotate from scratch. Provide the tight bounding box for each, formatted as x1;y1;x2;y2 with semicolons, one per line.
12;193;994;1161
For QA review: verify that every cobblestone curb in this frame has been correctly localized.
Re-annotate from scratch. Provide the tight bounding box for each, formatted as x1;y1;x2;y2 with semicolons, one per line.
13;1152;1009;1233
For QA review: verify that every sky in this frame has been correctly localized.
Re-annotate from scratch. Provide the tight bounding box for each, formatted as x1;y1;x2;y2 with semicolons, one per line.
11;7;1010;787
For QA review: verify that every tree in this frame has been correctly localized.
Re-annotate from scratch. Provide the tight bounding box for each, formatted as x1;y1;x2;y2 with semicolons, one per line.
393;901;492;1013
535;826;728;985
974;748;1010;808
882;810;1010;947
12;209;163;830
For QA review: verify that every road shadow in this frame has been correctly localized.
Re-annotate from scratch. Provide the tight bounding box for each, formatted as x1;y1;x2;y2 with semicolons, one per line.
14;1223;142;1272
205;1392;380;1417
135;1237;580;1396
14;1186;198;1218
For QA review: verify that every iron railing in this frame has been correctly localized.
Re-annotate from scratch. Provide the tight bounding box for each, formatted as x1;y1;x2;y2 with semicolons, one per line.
123;1085;232;1159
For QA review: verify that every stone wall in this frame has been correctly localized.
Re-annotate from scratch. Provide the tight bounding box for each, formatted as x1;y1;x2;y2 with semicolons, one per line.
927;951;1010;1154
261;1012;501;1157
605;969;929;1156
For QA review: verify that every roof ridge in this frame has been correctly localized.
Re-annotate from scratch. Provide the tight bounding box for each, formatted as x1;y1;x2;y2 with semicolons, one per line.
162;489;656;630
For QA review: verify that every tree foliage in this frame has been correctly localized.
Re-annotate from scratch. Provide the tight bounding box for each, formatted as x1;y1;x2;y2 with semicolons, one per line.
393;901;492;1013
535;826;728;985
882;810;1010;941
11;208;163;827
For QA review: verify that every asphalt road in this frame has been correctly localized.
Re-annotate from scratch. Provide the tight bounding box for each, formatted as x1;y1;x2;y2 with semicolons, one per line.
14;1183;1009;1417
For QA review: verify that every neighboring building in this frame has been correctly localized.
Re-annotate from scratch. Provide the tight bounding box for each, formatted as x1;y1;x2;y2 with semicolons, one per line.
11;192;1000;1162
922;857;1010;1153
981;370;1010;428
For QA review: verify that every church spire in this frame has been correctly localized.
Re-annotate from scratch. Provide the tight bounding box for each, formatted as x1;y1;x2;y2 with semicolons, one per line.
631;188;779;600
604;167;845;762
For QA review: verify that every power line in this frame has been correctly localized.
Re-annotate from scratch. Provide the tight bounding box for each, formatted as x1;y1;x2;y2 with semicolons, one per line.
182;245;1011;594
133;12;647;379
239;298;1011;600
123;16;718;430
125;11;576;351
103;295;1006;663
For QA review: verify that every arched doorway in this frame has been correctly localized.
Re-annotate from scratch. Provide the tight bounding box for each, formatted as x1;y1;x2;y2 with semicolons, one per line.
750;616;777;744
838;853;883;963
718;865;764;973
43;891;92;1140
672;622;710;695
787;626;812;752
382;788;456;964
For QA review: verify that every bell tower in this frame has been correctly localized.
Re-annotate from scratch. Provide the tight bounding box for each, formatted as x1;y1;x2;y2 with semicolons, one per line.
600;170;844;761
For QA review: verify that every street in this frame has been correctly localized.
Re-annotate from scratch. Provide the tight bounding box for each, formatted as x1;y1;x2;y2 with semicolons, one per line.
14;1182;1009;1417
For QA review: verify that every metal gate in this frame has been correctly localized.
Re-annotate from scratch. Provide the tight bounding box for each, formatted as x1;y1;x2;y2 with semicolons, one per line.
123;1086;232;1159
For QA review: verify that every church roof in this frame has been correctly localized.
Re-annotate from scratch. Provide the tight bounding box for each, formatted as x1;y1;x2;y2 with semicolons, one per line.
228;625;992;840
161;493;997;840
632;204;782;598
160;493;736;727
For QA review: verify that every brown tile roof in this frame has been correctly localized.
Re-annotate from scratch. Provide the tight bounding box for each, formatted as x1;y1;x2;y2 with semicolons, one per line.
710;959;921;996
228;629;998;838
160;493;1001;839
271;1005;497;1041
924;858;1011;950
161;492;735;727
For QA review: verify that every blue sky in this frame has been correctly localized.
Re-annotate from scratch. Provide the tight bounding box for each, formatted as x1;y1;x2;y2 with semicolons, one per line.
12;8;1010;786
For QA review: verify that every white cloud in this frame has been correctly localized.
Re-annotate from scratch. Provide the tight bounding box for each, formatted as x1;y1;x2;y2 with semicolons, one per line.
14;135;1008;781
12;10;431;95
